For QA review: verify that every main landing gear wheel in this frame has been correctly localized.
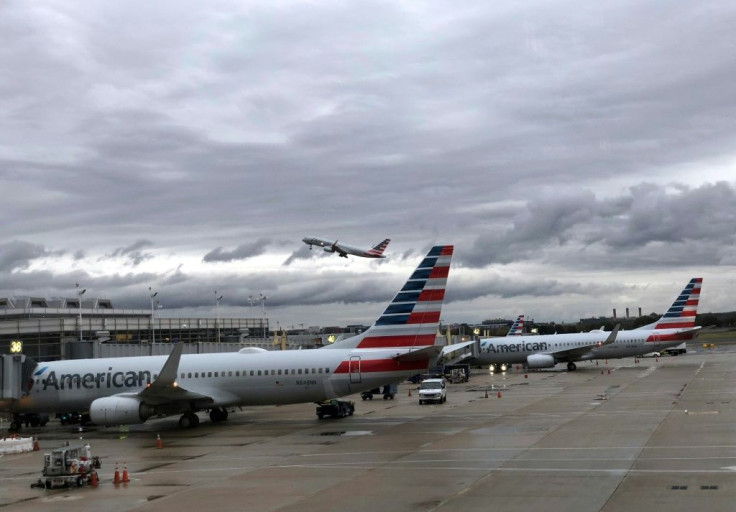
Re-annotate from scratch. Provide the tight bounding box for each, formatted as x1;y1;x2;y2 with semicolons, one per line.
209;407;229;423
179;412;200;428
567;362;577;371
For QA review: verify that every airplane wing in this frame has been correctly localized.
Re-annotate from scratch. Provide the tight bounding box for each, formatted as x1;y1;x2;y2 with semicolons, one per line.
134;344;215;406
546;324;620;360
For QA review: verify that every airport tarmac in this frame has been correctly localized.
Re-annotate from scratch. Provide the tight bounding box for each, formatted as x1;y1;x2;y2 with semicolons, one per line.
1;344;735;512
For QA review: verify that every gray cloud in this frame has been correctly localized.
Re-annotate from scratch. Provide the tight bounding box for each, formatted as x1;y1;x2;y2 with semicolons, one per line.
107;239;154;266
1;1;736;325
0;241;55;271
203;239;270;262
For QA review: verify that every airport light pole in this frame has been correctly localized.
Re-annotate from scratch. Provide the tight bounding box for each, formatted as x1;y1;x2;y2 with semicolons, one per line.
215;291;223;343
259;293;267;337
149;287;158;344
76;283;86;342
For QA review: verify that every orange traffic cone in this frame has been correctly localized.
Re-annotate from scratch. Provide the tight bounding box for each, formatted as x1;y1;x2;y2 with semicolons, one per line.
497;390;502;398
90;471;99;487
32;436;39;451
113;462;121;484
122;462;130;483
156;434;163;449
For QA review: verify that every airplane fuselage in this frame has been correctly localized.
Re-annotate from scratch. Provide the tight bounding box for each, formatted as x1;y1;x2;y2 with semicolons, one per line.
476;328;696;366
8;348;428;414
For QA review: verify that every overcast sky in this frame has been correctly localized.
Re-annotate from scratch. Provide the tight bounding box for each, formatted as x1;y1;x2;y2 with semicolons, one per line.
1;0;735;329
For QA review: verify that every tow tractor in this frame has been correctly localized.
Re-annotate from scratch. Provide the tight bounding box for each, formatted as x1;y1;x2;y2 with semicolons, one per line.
315;399;355;419
30;441;101;489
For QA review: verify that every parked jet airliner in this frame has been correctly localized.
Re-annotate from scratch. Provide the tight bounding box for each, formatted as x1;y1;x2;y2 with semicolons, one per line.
302;236;390;258
3;245;452;430
477;278;702;372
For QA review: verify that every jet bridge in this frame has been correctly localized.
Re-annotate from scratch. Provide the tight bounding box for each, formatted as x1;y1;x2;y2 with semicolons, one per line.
1;353;27;402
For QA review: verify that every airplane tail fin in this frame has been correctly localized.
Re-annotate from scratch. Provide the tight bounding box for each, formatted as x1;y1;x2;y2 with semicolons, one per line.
326;245;453;350
371;239;391;255
507;315;525;336
635;278;702;330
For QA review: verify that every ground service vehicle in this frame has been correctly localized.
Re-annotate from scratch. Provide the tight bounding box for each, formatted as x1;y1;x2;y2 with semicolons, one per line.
316;399;355;419
662;342;687;356
31;441;101;489
360;384;397;400
418;378;446;405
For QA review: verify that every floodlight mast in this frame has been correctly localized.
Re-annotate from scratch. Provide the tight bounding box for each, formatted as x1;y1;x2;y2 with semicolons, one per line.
76;283;86;342
149;287;158;343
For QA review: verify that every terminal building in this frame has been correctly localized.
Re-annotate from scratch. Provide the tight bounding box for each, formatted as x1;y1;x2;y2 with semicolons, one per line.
0;296;271;362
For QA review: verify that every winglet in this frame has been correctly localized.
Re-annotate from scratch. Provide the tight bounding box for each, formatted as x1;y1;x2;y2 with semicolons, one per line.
600;324;620;346
149;343;184;389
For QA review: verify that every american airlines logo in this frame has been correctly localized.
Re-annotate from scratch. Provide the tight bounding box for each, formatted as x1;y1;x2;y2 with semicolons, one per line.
41;370;152;391
482;341;549;354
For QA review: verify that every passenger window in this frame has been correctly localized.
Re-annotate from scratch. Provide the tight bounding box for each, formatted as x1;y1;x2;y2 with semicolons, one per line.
236;371;240;376
318;368;323;374
228;371;233;377
188;372;192;378
258;370;262;376
325;368;330;373
195;372;199;378
278;370;282;375
250;370;254;376
214;372;219;377
208;372;212;377
181;373;185;379
298;369;302;374
271;370;275;376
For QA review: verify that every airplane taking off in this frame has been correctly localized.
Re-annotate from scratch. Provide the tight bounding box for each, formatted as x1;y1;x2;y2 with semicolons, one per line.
302;236;391;258
1;245;452;430
477;278;702;372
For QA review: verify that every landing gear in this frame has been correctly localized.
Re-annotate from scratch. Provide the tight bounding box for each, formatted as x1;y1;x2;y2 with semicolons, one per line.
209;407;229;423
178;412;200;429
8;414;22;433
567;362;577;372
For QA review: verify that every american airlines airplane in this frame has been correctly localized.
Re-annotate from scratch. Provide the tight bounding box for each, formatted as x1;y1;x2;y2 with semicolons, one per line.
302;236;391;258
477;278;702;372
3;245;452;430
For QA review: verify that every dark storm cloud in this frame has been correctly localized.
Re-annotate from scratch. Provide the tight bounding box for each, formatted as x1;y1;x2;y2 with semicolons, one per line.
203;239;270;262
463;182;736;268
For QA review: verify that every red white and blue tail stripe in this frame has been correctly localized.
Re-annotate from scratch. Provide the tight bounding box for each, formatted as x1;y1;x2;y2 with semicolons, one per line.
367;238;391;257
636;278;702;330
507;315;525;336
329;245;453;350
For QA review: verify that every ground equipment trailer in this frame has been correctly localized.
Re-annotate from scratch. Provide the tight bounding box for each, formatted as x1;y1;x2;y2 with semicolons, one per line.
31;442;101;489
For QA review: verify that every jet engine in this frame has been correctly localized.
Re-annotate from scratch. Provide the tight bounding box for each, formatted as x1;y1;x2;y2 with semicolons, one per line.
526;354;556;369
89;396;155;425
323;247;335;253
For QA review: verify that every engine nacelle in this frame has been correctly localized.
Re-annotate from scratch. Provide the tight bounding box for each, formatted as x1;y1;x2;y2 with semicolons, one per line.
323;246;334;253
526;354;556;369
89;396;154;426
